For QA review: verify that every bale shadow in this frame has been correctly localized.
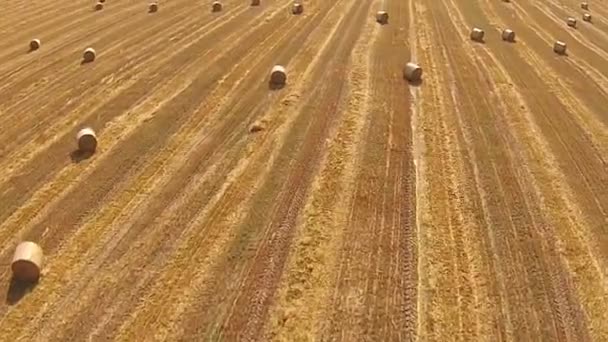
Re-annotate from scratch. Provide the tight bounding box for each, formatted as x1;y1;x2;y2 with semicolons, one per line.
70;149;94;163
80;59;94;65
268;81;285;90
408;79;423;87
6;277;38;305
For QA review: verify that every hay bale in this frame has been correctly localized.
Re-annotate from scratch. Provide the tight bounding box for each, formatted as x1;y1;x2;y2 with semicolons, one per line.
270;65;286;85
212;1;222;12
583;13;592;22
29;39;41;51
553;41;567;54
11;242;43;283
77;127;98;152
251;0;260;6
94;2;103;10
501;29;515;42
376;11;388;24
292;2;303;14
567;17;577;28
470;27;484;42
83;47;96;62
249;121;265;133
403;62;422;82
581;2;588;10
149;2;158;12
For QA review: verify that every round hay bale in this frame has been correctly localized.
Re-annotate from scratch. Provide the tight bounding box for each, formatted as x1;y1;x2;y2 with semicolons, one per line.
212;1;222;12
94;2;103;10
249;121;265;133
470;27;484;42
11;242;43;283
501;29;515;42
77;127;98;152
583;13;592;22
292;3;303;14
83;47;96;62
553;41;567;54
270;65;286;85
29;39;41;51
149;2;158;12
581;2;588;10
567;17;577;28
251;0;260;6
403;62;422;82
376;11;388;24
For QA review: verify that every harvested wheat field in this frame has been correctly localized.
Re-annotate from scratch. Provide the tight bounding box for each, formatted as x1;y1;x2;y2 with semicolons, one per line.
0;0;606;340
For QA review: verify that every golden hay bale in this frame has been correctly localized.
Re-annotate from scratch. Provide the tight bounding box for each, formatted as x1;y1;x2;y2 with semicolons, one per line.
583;13;591;22
292;3;303;14
501;29;515;42
553;41;567;54
403;62;422;82
11;242;43;283
29;39;41;51
581;2;588;10
83;47;96;62
249;121;265;133
251;0;260;6
94;2;103;10
567;17;577;27
77;127;98;152
470;27;484;42
376;11;388;24
270;65;287;85
149;2;158;12
212;1;222;12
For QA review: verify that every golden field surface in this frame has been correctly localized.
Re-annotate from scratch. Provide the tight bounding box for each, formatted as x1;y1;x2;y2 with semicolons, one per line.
0;0;606;340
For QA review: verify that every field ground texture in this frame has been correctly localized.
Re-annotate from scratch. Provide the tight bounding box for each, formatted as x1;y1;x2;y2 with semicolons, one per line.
0;0;606;340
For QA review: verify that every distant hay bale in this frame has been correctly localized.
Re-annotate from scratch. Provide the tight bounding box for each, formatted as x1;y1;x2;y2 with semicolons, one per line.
212;1;222;12
501;29;515;42
94;2;103;10
403;62;422;82
270;65;286;85
11;242;43;283
29;39;41;51
581;2;588;10
251;0;260;6
567;17;577;28
149;2;158;12
553;41;567;54
376;11;388;24
470;27;484;42
249;121;265;133
83;47;96;62
583;13;591;22
292;2;303;14
77;127;98;152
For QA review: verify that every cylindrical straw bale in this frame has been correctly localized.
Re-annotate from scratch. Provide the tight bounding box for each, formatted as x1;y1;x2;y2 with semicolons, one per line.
149;2;158;12
581;2;588;10
292;3;303;14
583;13;591;22
470;27;484;41
567;17;577;27
77;127;98;152
553;41;567;54
83;47;96;62
30;39;41;51
501;29;515;42
403;62;422;82
270;65;286;85
212;1;222;11
94;2;103;10
376;11;388;24
251;0;260;6
11;242;43;282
